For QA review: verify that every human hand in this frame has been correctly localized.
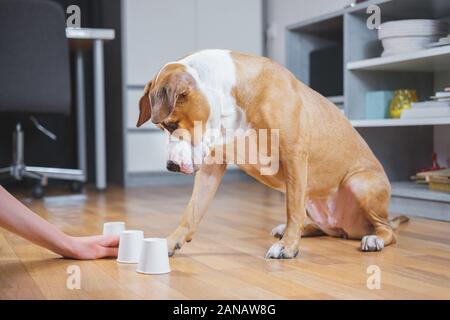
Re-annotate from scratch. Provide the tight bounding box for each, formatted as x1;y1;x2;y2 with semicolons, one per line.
65;234;120;260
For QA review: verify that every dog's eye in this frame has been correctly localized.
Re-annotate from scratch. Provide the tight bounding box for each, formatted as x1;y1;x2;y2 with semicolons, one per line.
164;122;178;133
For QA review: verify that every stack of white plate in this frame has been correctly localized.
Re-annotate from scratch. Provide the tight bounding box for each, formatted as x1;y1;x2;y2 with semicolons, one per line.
378;19;449;57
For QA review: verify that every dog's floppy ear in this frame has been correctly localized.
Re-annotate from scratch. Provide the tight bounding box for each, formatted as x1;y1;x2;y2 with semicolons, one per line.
151;72;195;124
136;81;152;127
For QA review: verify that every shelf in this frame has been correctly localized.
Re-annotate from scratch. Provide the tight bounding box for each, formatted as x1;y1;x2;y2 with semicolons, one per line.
348;0;450;19
128;127;160;133
347;46;450;72
287;10;343;34
66;27;115;40
350;117;450;127
327;95;344;104
392;181;450;203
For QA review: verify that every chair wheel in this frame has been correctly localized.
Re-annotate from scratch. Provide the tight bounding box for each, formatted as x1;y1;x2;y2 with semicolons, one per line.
70;181;83;193
32;184;45;199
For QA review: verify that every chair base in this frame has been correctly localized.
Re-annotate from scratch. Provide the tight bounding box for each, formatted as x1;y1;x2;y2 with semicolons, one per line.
0;166;85;182
0;123;86;198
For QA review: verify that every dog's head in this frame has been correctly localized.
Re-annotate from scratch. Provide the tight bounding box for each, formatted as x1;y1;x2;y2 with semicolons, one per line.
136;63;211;175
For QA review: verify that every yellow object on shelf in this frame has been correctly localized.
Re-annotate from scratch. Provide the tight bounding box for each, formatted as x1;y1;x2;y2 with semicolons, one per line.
428;175;450;193
429;182;450;193
389;89;418;118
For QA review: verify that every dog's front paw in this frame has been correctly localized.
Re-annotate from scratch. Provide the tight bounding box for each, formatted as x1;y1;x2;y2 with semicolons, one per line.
167;236;184;257
265;241;299;259
361;235;384;252
271;223;286;239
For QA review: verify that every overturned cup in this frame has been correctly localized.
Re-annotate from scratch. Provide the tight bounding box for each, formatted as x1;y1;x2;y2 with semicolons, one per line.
117;230;144;264
103;221;126;236
136;238;171;275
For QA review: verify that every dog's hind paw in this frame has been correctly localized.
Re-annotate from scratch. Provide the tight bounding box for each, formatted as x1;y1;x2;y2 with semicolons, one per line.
265;241;299;259
361;235;384;252
271;224;286;239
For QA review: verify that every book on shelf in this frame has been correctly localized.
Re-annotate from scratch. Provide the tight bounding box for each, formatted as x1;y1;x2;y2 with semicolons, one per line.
431;98;450;102
401;107;450;119
405;90;450;118
429;175;450;184
430;182;450;193
415;168;450;180
435;92;450;98
411;101;450;108
430;91;450;101
412;168;450;193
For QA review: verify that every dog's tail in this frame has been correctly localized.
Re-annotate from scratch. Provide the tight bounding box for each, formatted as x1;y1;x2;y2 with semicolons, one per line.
389;215;410;230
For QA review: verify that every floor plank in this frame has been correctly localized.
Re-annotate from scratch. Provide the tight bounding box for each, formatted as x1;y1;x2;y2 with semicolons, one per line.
1;181;449;299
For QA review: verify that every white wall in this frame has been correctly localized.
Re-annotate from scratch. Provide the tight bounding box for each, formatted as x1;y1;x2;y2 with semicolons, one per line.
122;0;263;179
265;0;351;65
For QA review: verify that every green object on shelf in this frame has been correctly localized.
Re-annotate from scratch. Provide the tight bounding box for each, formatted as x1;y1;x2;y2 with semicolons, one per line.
365;91;393;119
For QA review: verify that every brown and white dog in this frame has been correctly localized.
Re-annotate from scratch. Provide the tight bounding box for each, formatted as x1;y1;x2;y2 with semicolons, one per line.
137;49;407;259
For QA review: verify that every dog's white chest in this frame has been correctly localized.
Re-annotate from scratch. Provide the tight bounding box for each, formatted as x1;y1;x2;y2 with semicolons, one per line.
179;50;248;137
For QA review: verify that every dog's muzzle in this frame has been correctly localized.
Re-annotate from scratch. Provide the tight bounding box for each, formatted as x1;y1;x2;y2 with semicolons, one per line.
166;138;209;175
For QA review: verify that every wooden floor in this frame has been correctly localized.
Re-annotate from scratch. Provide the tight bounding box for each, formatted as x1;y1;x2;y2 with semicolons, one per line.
1;181;450;299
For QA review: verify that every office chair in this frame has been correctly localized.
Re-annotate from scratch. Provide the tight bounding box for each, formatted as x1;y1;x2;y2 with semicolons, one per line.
0;0;85;198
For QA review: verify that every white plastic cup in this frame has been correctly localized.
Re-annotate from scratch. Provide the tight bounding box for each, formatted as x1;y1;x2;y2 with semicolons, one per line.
117;230;144;264
136;238;171;275
102;221;125;236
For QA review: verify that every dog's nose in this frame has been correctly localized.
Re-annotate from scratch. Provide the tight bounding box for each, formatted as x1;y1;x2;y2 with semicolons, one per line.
166;160;180;172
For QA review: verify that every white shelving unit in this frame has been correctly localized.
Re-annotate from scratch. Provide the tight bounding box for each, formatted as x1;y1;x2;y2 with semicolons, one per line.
287;0;450;220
